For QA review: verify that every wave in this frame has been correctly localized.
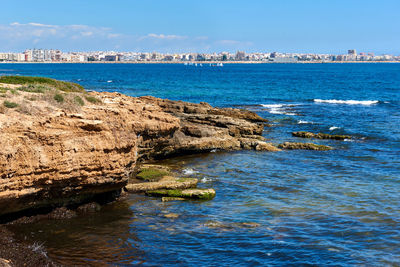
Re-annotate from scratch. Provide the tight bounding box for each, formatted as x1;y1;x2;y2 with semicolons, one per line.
200;177;212;183
314;99;378;105
260;104;297;116
329;126;340;131
298;120;313;124
182;168;198;175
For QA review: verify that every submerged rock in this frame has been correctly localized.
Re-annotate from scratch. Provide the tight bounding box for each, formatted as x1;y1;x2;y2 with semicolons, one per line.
126;177;198;193
135;167;170;182
146;188;216;200
163;213;179;218
278;142;333;151
161;197;186;202
203;221;260;231
292;131;351;140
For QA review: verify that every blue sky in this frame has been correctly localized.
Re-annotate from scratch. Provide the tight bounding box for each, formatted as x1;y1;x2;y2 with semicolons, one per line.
0;0;399;54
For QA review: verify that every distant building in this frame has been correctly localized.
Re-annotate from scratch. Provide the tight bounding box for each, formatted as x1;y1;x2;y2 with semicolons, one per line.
235;51;246;61
348;49;357;56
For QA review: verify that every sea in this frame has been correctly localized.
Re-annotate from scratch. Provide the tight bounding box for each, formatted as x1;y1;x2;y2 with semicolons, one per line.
1;63;399;266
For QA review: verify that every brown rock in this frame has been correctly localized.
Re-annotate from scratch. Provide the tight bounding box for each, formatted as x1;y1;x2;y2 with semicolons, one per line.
126;177;198;193
0;89;269;217
278;142;333;151
292;131;351;140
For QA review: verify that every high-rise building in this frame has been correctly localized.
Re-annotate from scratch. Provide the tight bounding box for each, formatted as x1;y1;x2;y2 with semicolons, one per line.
348;49;357;55
235;51;246;61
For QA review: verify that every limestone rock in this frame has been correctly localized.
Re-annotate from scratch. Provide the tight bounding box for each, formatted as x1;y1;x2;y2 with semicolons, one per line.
126;177;198;193
0;89;267;216
146;188;216;200
292;131;351;140
278;142;333;151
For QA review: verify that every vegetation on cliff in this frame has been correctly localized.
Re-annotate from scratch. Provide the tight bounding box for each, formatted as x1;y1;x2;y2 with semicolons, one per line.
0;75;100;115
0;76;84;92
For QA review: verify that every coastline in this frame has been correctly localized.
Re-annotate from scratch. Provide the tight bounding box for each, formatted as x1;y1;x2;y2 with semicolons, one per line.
1;61;399;64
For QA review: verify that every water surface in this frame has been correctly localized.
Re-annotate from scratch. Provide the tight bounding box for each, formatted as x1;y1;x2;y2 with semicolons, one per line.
2;63;400;265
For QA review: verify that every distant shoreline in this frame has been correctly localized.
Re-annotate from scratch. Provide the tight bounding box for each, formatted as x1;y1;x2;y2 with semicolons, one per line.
0;61;399;64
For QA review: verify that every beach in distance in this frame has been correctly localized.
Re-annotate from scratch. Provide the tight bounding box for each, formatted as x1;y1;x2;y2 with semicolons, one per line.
0;63;399;266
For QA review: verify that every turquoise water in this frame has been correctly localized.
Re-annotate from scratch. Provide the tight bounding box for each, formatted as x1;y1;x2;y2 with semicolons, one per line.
2;63;400;265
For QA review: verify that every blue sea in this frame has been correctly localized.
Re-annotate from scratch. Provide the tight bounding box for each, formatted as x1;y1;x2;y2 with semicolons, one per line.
2;63;400;266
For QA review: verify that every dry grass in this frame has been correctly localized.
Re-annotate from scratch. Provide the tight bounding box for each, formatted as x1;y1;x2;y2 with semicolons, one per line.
0;76;102;115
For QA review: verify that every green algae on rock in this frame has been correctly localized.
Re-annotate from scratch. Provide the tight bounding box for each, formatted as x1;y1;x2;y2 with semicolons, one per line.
126;177;198;193
136;168;170;182
278;142;333;151
292;131;351;140
146;188;216;200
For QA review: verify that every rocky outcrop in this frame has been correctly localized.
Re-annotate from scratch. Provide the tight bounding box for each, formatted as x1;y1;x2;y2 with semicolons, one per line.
146;188;216;200
278;142;332;151
0;90;270;217
126;177;198;193
136;96;274;159
292;131;351;140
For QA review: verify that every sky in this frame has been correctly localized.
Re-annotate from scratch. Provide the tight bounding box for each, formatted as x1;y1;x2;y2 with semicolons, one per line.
0;0;399;54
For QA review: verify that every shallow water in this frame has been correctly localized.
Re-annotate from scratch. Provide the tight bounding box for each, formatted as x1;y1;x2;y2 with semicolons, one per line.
2;63;400;265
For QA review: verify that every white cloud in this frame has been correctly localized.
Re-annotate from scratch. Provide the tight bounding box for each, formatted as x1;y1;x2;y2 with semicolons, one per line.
0;22;252;52
139;33;187;41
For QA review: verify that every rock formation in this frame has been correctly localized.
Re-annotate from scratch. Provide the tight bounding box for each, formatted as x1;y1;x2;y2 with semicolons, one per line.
278;142;332;151
292;131;351;140
0;88;273;217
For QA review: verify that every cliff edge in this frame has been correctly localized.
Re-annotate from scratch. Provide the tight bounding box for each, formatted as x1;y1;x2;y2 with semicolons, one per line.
0;76;273;217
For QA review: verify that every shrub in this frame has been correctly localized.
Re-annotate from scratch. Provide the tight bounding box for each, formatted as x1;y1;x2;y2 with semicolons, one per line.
4;101;18;108
74;96;85;106
0;76;85;93
10;89;19;95
0;87;8;94
54;94;64;103
85;96;100;104
18;84;49;93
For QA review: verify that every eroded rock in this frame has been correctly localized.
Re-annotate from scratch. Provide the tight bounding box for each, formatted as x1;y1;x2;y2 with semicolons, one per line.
0;89;270;217
278;142;333;151
292;131;351;140
146;188;216;200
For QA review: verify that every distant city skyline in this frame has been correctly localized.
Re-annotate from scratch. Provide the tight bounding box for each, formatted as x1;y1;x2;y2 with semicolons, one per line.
0;0;399;54
1;48;398;63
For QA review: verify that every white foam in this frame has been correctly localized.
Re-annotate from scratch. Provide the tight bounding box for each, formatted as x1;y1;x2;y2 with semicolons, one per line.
182;168;198;175
329;126;340;131
261;104;284;108
107;80;113;83
298;120;313;124
200;177;212;183
314;99;378;105
344;139;353;142
210;149;217;153
261;104;297;116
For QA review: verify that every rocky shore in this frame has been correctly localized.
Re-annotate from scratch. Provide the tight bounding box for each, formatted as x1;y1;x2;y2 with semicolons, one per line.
0;77;277;219
0;76;345;265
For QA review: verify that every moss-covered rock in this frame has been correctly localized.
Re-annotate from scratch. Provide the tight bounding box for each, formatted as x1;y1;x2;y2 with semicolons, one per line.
278;142;332;151
126;177;198;192
292;131;351;140
146;188;216;200
136;168;170;182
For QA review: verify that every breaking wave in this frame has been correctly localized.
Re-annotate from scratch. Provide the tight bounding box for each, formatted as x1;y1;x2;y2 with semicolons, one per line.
314;99;378;105
260;104;297;116
182;168;198;175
